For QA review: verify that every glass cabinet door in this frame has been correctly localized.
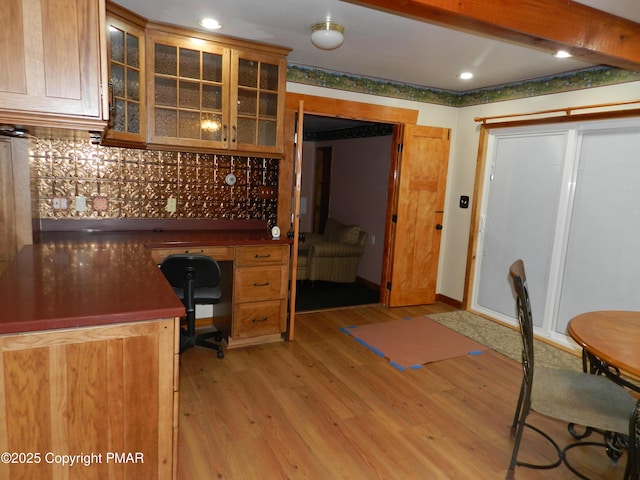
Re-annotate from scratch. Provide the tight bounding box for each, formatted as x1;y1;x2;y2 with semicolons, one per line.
233;51;284;152
149;34;229;149
106;16;145;143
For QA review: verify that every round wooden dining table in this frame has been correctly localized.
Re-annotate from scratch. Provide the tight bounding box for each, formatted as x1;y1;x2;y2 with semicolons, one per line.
568;310;640;389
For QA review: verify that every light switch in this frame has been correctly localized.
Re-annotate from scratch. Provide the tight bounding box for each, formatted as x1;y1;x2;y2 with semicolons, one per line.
166;197;177;213
75;196;87;212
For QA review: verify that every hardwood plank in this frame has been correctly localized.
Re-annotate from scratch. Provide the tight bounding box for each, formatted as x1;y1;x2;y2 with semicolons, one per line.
177;304;629;479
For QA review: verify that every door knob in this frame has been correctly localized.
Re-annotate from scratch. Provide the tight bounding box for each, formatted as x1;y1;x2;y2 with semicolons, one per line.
435;224;443;230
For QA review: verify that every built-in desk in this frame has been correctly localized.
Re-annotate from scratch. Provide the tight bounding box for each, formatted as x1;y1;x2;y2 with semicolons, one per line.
149;242;290;348
0;224;293;480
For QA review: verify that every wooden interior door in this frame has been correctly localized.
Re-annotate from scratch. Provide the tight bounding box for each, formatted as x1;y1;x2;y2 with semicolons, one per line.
384;125;451;306
285;100;304;340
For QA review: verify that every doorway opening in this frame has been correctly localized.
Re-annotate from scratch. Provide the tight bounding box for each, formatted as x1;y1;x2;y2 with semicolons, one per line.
294;114;394;311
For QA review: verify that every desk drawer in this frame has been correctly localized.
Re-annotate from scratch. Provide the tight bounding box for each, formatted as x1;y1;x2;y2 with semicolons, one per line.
151;246;234;264
234;265;287;302
233;300;286;338
235;245;288;266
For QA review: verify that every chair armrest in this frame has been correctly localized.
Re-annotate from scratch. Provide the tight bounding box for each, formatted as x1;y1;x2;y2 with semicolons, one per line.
309;242;364;258
298;232;324;255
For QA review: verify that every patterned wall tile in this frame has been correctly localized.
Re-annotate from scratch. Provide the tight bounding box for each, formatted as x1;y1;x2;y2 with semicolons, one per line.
29;137;279;224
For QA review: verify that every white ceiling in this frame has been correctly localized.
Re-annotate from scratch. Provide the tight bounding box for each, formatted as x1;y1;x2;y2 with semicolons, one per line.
113;0;640;92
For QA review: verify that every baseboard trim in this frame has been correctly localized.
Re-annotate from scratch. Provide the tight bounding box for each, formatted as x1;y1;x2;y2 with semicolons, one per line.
356;276;380;291
436;294;462;309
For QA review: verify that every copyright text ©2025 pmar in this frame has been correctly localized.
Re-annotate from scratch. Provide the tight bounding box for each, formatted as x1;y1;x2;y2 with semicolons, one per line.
1;451;145;467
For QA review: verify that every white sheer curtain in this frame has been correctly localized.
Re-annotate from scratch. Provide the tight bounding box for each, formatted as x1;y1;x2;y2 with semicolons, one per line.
555;125;640;334
473;118;640;342
475;130;567;327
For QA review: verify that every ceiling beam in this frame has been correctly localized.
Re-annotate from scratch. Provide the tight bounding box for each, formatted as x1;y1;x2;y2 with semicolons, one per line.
345;0;640;71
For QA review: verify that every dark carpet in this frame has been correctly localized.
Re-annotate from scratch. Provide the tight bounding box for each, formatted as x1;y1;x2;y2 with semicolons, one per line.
295;281;380;312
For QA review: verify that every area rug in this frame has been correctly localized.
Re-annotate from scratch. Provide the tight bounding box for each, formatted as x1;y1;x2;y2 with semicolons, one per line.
429;310;582;372
341;316;487;371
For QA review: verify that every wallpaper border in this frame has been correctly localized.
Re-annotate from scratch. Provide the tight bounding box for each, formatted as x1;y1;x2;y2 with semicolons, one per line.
287;64;640;107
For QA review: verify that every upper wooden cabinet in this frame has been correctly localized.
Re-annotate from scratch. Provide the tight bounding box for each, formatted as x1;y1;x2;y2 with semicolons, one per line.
104;8;146;144
146;29;229;150
0;0;107;130
146;27;288;155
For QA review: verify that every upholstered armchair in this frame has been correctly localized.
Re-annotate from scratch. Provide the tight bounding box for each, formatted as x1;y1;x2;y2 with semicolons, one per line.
297;218;368;283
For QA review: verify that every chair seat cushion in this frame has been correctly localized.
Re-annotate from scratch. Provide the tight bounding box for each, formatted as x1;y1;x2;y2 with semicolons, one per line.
172;286;222;304
532;367;635;434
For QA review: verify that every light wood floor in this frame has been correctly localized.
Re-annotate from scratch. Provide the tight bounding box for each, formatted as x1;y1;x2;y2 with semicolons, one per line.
177;303;629;479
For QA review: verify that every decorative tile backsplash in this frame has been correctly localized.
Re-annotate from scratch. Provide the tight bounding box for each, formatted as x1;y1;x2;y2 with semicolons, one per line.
29;137;279;223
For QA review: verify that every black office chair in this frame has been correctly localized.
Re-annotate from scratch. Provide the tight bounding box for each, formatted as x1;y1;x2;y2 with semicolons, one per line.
507;259;639;479
160;254;224;358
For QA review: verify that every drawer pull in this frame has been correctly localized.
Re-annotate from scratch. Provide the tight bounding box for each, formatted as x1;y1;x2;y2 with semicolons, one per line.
252;317;269;323
254;253;272;258
253;282;270;287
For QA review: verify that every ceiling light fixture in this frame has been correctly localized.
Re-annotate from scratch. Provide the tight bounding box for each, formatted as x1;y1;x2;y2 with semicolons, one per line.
311;21;344;50
199;18;222;30
554;50;572;58
458;72;474;80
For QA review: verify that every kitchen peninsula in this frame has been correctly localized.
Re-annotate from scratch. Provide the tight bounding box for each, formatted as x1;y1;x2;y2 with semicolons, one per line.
0;220;292;479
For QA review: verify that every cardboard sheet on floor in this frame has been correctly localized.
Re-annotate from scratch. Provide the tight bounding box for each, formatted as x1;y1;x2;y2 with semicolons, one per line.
341;316;487;371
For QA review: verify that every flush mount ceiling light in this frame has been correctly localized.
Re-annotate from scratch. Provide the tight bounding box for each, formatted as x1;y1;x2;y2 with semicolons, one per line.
199;17;222;30
311;21;344;50
458;72;474;80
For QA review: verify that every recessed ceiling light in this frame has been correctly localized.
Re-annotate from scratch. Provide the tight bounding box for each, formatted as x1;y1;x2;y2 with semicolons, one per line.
458;72;474;80
199;18;222;30
554;50;572;58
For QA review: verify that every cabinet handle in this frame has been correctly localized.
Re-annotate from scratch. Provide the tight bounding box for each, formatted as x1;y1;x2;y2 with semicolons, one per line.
232;125;237;143
254;253;271;258
223;125;228;142
252;317;269;323
253;282;270;287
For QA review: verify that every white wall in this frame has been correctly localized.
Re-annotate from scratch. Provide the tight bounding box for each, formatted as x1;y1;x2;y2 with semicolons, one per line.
287;80;640;302
298;135;392;286
323;135;392;285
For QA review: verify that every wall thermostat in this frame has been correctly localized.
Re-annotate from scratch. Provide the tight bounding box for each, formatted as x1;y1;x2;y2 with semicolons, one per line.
225;173;237;186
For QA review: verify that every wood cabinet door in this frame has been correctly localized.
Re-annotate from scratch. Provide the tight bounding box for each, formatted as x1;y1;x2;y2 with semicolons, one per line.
0;139;31;276
230;49;287;154
105;11;146;144
0;319;178;480
0;0;106;127
146;30;231;150
385;125;450;306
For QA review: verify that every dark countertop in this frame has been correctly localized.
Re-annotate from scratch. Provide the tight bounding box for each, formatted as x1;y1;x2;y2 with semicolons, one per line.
0;229;292;335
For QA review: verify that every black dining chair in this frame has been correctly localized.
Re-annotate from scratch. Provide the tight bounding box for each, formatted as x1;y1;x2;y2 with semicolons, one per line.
160;254;224;358
506;259;639;479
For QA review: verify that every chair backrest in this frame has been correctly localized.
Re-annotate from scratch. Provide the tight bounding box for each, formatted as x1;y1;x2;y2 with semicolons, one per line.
160;254;221;292
509;259;535;387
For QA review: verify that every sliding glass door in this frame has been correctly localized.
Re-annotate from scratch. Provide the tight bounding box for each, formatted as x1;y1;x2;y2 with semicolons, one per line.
555;124;640;334
471;118;640;344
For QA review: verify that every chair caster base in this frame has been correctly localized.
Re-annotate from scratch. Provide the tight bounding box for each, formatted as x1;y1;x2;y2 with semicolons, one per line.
179;329;224;358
